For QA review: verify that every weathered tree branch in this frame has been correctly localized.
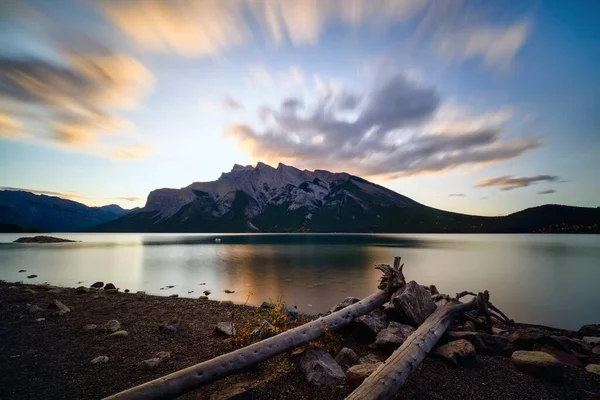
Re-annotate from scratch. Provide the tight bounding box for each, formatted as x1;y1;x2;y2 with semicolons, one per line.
104;259;408;400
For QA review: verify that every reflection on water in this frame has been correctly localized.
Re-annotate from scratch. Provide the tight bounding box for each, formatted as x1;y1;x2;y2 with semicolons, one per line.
0;233;599;330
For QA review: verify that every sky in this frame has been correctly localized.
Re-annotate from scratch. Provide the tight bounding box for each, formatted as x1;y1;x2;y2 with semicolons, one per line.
0;0;598;216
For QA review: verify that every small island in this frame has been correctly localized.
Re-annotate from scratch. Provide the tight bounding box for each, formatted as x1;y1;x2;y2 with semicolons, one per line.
13;236;77;244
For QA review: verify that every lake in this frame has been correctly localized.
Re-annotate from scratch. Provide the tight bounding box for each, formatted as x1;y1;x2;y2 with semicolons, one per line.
0;233;598;330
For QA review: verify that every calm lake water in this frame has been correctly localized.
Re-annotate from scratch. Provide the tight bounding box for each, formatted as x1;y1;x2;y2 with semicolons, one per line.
0;233;598;330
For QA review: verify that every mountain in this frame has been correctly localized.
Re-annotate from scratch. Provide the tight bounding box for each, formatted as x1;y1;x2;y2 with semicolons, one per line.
0;190;131;232
94;162;600;233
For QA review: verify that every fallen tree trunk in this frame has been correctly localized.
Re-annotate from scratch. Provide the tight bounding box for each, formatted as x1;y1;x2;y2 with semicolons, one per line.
105;291;390;400
105;257;407;400
346;287;515;400
346;299;477;400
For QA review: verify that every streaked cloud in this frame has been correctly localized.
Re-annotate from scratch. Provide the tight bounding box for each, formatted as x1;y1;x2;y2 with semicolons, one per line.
98;0;529;71
226;72;540;178
223;96;244;110
537;189;556;195
0;187;86;200
100;0;428;56
448;193;466;197
0;187;142;204
435;21;531;72
0;112;24;139
475;175;558;191
0;5;155;161
116;196;142;202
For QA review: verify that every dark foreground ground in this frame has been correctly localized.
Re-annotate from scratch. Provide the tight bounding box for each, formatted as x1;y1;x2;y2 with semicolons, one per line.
1;281;599;400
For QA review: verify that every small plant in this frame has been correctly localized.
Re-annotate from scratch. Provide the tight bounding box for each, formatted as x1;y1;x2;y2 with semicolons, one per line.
232;295;290;348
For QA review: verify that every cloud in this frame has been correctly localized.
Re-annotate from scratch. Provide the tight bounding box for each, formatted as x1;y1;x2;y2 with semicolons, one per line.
0;112;25;139
247;65;307;89
97;0;530;71
0;52;154;159
223;96;244;110
0;3;156;160
475;175;558;191
448;193;466;197
435;21;530;72
116;196;142;202
99;0;428;57
226;72;540;178
0;187;142;204
0;187;87;200
537;189;556;195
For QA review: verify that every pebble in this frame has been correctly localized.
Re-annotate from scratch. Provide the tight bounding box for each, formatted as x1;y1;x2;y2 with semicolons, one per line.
169;294;179;298
91;356;109;364
90;282;104;288
18;270;26;273
35;318;45;322
156;351;171;359
199;296;209;300
203;290;211;296
124;289;130;293
139;357;162;369
26;305;43;313
82;324;98;331
27;275;38;279
110;330;129;338
101;320;121;333
104;283;116;290
224;289;235;294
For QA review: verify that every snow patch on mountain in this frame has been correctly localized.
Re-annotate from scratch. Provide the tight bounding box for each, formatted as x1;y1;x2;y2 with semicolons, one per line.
142;162;417;222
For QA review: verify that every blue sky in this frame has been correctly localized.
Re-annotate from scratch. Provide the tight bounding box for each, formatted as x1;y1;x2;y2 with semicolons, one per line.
0;0;598;216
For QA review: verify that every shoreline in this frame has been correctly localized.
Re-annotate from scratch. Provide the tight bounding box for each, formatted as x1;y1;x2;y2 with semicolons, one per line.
1;280;599;399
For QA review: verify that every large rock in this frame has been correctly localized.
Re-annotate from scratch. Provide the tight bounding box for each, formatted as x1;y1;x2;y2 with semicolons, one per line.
284;305;299;323
299;348;345;386
592;345;600;356
447;331;514;355
585;364;600;376
104;283;116;290
578;324;600;337
353;309;388;342
90;282;104;288
391;281;436;327
382;302;402;322
508;329;548;350
330;297;360;313
214;322;236;337
533;344;582;367
335;348;359;370
583;337;600;346
375;322;415;352
511;351;564;381
434;339;477;365
252;320;278;340
345;362;382;386
548;335;592;355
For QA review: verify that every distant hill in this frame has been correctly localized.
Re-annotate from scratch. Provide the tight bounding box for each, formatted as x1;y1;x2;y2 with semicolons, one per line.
0;222;42;233
0;191;131;232
93;163;600;233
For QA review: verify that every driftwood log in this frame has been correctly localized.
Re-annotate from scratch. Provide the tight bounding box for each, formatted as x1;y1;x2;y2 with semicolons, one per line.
104;258;407;400
347;290;512;400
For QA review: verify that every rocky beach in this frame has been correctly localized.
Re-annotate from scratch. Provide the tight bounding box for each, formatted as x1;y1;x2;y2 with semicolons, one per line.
1;279;599;400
